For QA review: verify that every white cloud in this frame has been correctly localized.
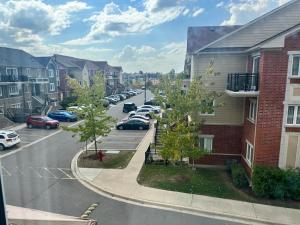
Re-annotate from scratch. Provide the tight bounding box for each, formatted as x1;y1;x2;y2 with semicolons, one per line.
221;0;290;25
0;0;90;45
114;42;186;73
65;1;190;45
182;8;190;15
216;1;224;7
192;8;204;17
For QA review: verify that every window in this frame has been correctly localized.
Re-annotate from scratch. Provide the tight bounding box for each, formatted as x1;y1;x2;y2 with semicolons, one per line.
50;83;55;91
0;135;4;139
11;103;21;108
27;101;32;109
246;141;254;166
292;55;300;76
0;87;2;97
287;105;300;125
252;56;260;74
56;80;60;87
56;70;59;77
200;100;215;115
49;69;54;77
0;106;4;115
6;67;18;76
26;68;30;75
248;99;257;122
9;85;19;95
199;136;213;152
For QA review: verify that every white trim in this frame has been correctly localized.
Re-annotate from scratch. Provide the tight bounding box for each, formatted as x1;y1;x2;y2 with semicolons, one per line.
248;98;257;123
252;55;260;74
8;85;19;95
288;51;300;55
0;87;2;97
199;136;213;153
200;100;215;116
49;69;55;78
286;105;300;125
245;140;254;167
49;83;55;91
0;106;4;115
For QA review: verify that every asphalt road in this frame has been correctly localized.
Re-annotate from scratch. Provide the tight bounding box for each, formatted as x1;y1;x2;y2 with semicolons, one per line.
1;91;247;225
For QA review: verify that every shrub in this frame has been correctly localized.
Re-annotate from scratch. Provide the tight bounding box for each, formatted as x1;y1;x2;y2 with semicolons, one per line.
231;164;248;188
252;166;300;200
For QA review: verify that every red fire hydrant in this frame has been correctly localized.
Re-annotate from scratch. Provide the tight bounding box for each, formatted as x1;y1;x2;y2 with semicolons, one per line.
98;150;105;161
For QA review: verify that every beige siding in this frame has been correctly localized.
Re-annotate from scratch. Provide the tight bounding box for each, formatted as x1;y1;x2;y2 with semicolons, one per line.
293;87;300;96
210;1;300;48
192;53;247;125
286;135;298;168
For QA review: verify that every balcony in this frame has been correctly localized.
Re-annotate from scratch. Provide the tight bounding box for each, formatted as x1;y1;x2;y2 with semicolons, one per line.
29;77;49;84
0;75;28;83
226;73;259;97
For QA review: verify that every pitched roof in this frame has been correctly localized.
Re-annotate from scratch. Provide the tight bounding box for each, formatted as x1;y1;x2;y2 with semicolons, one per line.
197;0;300;53
0;47;44;68
187;26;241;54
35;56;51;67
53;54;85;69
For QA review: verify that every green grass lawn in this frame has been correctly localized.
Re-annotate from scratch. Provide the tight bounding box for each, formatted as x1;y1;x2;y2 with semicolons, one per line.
138;164;300;209
78;150;135;169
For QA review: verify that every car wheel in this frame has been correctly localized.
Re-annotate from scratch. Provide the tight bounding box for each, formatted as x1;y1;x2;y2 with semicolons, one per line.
146;114;151;119
0;144;4;151
67;118;71;122
46;125;51;130
139;126;144;130
119;126;124;130
27;123;33;129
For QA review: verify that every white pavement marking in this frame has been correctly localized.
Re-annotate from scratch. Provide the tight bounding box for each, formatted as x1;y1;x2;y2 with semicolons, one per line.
15;166;25;176
78;168;102;181
1;166;11;176
43;167;58;178
0;120;83;159
57;168;73;179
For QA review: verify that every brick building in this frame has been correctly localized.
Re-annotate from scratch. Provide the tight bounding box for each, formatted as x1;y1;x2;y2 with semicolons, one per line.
186;0;300;175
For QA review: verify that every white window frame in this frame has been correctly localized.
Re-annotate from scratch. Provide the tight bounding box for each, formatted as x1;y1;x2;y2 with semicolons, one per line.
0;106;4;115
56;70;59;77
252;56;260;74
291;55;300;76
9;85;19;95
200;100;215;116
246;140;254;167
199;135;213;153
25;68;30;76
27;101;32;109
6;67;18;76
0;87;2;97
11;103;21;109
49;69;54;78
286;105;300;125
49;83;55;91
56;80;60;87
248;99;257;123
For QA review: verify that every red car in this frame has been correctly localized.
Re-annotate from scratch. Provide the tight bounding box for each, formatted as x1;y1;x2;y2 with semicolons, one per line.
26;115;59;129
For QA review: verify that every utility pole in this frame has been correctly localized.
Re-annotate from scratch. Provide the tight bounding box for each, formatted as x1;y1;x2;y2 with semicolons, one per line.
0;163;8;225
144;73;147;103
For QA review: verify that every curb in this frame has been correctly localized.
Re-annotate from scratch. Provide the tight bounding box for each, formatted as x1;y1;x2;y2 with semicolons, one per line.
70;129;294;225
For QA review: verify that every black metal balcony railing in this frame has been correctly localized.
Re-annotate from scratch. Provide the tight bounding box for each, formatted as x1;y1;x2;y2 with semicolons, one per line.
0;75;28;82
227;73;259;92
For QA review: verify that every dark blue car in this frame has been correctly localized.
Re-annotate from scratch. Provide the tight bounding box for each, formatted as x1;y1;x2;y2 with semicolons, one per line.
47;111;77;122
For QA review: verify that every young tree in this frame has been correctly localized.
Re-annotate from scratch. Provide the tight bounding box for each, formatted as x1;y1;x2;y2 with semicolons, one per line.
63;73;115;160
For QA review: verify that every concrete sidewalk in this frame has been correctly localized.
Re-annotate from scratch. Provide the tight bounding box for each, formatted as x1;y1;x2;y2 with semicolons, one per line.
72;126;300;225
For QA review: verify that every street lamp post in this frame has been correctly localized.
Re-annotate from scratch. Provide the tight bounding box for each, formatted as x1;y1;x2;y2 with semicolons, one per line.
144;73;147;103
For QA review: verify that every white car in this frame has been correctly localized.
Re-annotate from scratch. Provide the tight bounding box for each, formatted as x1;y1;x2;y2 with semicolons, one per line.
0;130;21;150
128;108;153;118
137;105;161;113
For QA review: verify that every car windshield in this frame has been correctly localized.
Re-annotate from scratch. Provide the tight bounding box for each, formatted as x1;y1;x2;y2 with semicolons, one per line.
1;1;299;225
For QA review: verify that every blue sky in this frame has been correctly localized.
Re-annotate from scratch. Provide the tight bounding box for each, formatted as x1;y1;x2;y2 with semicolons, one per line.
0;0;289;72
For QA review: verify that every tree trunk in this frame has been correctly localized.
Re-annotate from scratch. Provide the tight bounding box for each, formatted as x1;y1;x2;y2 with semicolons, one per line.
94;133;97;155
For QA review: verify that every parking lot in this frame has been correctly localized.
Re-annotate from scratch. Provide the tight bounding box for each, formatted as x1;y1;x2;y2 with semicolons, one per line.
0;121;79;156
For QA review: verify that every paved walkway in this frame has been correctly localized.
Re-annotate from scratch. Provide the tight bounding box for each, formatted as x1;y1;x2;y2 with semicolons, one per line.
72;125;300;225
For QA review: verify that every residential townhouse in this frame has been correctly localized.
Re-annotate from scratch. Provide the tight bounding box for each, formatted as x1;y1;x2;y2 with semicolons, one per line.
186;0;300;176
0;47;50;123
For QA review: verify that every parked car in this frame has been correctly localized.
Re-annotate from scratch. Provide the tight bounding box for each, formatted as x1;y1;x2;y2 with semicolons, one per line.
138;105;161;113
116;118;150;130
128;108;152;118
0;130;21;150
123;102;137;113
105;97;117;105
144;98;158;106
117;94;127;100
128;91;137;96
122;115;150;122
47;111;78;122
110;95;120;102
26;115;59;129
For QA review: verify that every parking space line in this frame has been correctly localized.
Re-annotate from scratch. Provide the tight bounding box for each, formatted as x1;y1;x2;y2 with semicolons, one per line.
57;168;73;179
1;166;11;176
15;166;25;176
43;168;58;178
